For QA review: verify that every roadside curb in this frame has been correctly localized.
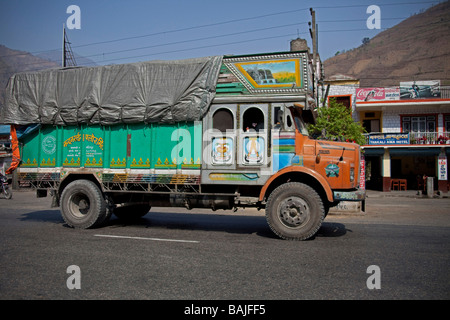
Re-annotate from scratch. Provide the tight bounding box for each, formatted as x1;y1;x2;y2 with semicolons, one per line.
366;190;449;199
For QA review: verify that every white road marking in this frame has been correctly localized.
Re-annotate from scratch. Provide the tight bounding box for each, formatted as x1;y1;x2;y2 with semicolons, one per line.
94;234;199;243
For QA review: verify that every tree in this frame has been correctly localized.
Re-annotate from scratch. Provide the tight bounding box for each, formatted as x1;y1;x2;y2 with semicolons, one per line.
308;98;366;145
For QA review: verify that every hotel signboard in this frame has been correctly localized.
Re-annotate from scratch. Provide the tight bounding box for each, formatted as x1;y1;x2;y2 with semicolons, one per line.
367;133;409;145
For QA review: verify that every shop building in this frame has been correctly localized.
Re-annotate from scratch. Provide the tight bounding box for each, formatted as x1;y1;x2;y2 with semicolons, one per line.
356;83;450;193
321;77;450;193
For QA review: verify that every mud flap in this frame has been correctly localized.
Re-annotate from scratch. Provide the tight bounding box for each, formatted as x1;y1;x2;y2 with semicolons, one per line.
6;125;21;174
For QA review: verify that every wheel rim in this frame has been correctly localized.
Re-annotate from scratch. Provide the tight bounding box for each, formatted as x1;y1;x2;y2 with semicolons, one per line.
68;192;91;218
278;196;310;229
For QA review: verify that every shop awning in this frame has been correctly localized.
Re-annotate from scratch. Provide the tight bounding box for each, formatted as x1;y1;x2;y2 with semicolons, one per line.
362;148;385;156
389;147;443;156
362;146;448;157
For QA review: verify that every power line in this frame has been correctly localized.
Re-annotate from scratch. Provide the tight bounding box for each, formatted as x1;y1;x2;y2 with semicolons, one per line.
56;1;448;51
0;0;440;59
0;15;423;71
0;8;309;59
72;18;450;65
0;1;445;71
72;32;306;66
1;16;447;73
314;0;441;9
0;31;304;76
0;23;306;71
82;22;305;60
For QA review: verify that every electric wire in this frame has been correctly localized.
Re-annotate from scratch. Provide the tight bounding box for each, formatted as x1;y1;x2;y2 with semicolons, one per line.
0;1;446;76
0;0;441;59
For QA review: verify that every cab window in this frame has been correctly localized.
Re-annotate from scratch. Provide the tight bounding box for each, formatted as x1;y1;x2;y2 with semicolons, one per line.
213;108;234;132
243;107;264;132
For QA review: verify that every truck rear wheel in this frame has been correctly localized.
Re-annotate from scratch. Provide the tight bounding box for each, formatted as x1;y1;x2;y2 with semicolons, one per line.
60;180;107;229
265;182;325;240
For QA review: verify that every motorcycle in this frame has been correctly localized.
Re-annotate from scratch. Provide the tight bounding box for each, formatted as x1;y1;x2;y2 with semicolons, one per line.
0;173;12;199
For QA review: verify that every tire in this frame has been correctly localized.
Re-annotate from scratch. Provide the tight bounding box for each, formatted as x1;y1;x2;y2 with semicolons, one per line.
265;182;325;240
114;204;151;221
60;180;107;229
3;188;12;199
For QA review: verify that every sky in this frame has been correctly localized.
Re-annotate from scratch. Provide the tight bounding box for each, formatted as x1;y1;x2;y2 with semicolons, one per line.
0;0;444;66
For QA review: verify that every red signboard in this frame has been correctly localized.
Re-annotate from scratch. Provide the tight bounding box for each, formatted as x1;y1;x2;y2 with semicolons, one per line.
356;88;400;102
360;155;366;190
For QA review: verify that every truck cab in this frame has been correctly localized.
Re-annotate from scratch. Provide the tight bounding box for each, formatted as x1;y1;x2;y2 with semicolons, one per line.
201;101;364;239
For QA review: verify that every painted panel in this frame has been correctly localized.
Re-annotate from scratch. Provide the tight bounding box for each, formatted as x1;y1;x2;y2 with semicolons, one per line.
82;127;104;168
129;123;151;169
62;126;82;167
19;122;202;173
242;136;265;164
39;126;57;167
20;128;40;168
272;132;296;172
235;59;301;89
109;125;127;168
222;52;308;95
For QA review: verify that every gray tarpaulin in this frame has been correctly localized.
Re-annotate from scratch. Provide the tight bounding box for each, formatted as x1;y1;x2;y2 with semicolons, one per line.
0;56;223;125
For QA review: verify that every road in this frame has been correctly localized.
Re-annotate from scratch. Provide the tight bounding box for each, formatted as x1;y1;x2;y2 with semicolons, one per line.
0;190;449;301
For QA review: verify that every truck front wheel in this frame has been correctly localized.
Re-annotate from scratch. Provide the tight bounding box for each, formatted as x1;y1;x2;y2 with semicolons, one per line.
60;180;107;229
265;182;325;240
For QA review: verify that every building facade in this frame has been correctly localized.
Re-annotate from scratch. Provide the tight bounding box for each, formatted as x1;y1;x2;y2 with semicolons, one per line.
356;84;450;193
322;78;450;194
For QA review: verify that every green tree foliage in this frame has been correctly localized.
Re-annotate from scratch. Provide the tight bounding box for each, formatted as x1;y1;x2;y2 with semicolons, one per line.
308;98;366;145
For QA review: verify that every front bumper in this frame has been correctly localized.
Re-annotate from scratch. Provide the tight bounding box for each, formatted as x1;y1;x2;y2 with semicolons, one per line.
333;188;366;212
333;188;366;201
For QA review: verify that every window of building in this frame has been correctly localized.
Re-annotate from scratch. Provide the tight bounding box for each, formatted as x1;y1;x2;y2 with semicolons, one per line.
363;119;380;133
328;95;352;109
361;111;381;133
445;114;450;132
401;115;436;133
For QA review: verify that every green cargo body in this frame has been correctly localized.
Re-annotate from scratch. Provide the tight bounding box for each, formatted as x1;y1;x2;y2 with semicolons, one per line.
19;122;203;185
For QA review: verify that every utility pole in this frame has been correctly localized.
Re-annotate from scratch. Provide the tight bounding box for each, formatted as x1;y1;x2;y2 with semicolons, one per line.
309;8;317;67
62;24;77;68
62;24;66;67
309;8;322;109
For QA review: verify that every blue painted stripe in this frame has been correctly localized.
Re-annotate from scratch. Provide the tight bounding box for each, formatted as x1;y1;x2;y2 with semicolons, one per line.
273;139;295;146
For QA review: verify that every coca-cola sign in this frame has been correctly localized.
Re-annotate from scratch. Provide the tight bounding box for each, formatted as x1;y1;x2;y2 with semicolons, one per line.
356;87;400;102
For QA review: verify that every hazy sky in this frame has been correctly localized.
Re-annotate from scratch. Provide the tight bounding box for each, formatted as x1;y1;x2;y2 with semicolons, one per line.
0;0;442;65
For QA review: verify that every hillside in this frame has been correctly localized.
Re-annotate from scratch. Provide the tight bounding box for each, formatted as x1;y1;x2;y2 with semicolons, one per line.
323;1;450;87
0;45;60;106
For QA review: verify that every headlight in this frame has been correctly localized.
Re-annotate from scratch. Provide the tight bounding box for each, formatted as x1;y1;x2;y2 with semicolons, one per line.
350;167;355;182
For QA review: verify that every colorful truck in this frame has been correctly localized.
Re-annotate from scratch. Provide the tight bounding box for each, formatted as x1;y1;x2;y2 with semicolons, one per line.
1;51;365;240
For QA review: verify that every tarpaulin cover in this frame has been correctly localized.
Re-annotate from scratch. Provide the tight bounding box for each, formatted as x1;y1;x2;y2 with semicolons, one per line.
0;56;223;125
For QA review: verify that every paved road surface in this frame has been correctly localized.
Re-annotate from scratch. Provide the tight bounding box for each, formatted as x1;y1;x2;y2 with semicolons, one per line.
0;190;449;300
